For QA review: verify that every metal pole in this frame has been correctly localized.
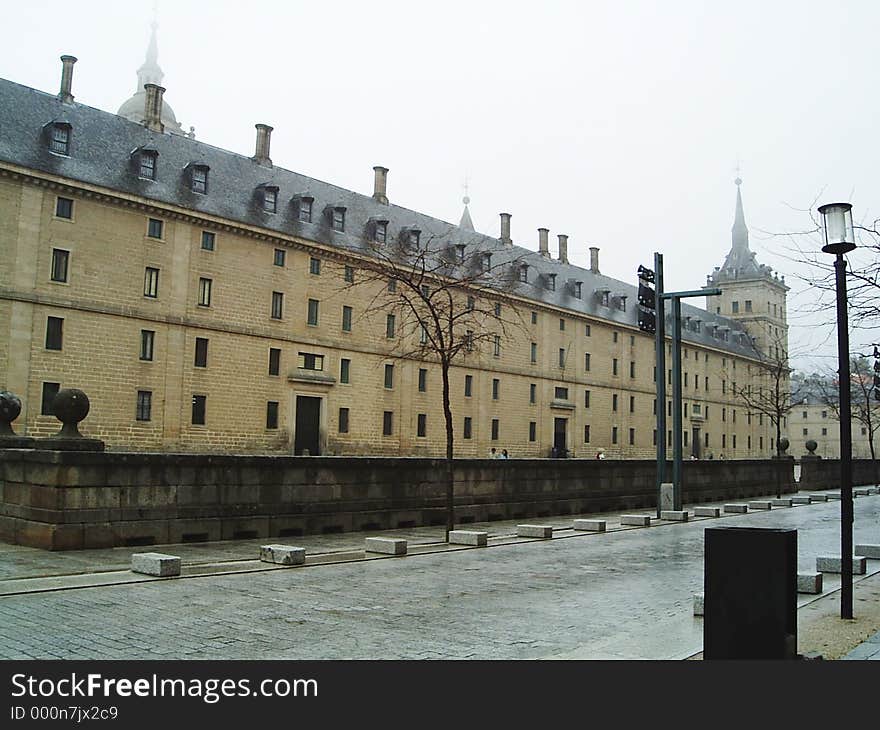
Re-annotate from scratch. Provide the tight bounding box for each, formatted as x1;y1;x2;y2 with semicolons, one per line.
834;254;854;619
671;297;683;510
655;253;666;517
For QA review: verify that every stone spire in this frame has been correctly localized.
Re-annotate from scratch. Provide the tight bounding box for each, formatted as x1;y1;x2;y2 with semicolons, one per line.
459;194;475;231
731;176;749;253
715;176;762;280
135;21;164;93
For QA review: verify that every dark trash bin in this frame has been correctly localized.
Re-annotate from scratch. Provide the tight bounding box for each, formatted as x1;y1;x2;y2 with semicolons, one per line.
703;527;797;660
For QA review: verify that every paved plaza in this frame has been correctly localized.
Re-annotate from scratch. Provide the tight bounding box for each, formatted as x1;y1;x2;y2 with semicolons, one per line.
1;491;879;660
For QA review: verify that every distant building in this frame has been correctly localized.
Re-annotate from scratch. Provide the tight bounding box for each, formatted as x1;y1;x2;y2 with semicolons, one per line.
0;37;789;457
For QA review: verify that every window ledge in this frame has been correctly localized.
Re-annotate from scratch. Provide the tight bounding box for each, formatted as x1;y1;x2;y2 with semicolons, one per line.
550;400;576;411
288;370;336;386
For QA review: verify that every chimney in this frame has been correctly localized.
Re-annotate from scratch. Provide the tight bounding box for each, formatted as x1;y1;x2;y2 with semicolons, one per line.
143;84;165;133
253;124;273;166
499;213;512;245
373;166;389;204
589;246;600;273
538;228;550;258
557;234;569;264
58;55;77;104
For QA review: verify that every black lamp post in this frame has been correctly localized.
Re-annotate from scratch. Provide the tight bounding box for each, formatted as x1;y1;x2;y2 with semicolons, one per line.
818;201;856;620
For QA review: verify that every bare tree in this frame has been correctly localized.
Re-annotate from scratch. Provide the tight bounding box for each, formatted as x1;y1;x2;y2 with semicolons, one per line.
340;227;529;540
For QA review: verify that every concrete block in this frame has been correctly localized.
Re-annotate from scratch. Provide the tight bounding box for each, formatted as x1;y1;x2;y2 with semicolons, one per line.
723;504;749;514
854;488;869;496
748;501;772;510
573;519;606;532
620;515;652;527
693;593;704;616
260;544;306;565
517;524;553;538
365;537;407;555
771;499;792;507
811;494;828;502
855;544;880;560
131;552;180;577
816;556;867;574
797;572;823;594
660;483;674;511
867;487;879;495
791;496;812;504
448;530;488;547
660;510;689;522
825;493;841;500
694;507;721;518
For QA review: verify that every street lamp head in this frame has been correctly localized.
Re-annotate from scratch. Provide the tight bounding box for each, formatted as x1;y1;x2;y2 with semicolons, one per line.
818;202;856;255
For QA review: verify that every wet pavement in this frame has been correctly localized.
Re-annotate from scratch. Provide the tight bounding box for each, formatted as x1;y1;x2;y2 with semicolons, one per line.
1;489;879;660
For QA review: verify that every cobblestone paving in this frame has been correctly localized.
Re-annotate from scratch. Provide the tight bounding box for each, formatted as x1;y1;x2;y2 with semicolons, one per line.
1;496;878;660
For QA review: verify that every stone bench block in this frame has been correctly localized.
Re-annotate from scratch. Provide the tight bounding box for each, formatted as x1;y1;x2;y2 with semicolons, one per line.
867;487;879;495
824;493;841;500
816;556;867;574
131;552;180;577
811;494;828;502
791;496;812;504
797;572;823;594
573;519;606;532
694;507;721;518
620;515;652;527
448;530;488;546
748;501;772;510
660;510;689;522
854;488;869;496
693;593;704;616
260;544;306;565
723;504;749;514
517;524;553;538
365;537;407;555
771;499;792;507
855;544;880;560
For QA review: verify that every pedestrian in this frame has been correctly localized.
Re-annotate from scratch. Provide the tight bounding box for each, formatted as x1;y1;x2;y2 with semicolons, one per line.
489;447;497;458
501;449;509;459
596;449;606;460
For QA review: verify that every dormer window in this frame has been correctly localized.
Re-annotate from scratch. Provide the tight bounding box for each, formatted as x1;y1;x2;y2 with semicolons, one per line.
139;150;157;180
373;219;388;243
298;197;313;222
49;123;71;155
519;265;529;283
548;273;557;291
190;165;209;194
331;206;346;232
261;186;279;213
456;245;466;263
598;289;610;306
617;295;627;312
574;281;583;299
482;253;492;272
408;229;421;247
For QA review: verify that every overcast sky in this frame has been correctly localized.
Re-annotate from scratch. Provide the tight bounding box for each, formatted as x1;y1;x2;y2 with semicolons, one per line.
3;0;878;373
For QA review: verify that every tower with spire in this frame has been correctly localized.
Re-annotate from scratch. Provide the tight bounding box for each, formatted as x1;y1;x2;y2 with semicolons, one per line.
705;177;789;359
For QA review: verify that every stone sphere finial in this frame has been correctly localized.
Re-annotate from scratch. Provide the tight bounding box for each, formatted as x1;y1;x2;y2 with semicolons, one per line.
805;439;817;455
52;388;90;439
778;437;789;454
0;391;22;437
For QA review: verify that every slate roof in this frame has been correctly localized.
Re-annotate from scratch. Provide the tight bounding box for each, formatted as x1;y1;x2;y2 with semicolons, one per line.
0;75;760;358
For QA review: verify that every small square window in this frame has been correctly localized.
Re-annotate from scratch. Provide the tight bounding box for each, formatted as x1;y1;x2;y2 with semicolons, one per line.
144;267;159;298
340;358;351;384
45;316;63;350
271;291;284;319
147;218;164;239
274;249;286;267
50;248;69;283
136;390;152;421
201;231;215;251
339;407;350;433
55;197;73;219
192;395;207;425
140;330;155;361
41;382;60;416
268;348;281;376
554;386;569;400
310;257;321;275
266;401;279;429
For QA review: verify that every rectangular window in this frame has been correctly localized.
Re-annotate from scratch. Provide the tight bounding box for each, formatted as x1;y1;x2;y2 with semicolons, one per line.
629;428;635;446
630;361;635;379
613;331;618;343
268;348;280;376
332;209;345;231
465;331;474;352
136;390;152;422
418;368;427;392
45;316;63;350
340;358;351;383
530;383;536;404
140;330;155;361
559;348;566;368
612;426;618;444
584;425;591;443
584;353;591;371
375;221;387;243
198;277;212;307
310;257;321;275
530;422;537;442
630;396;635;413
464;374;473;397
342;305;353;332
338;407;350;434
492;378;500;400
41;382;60;416
384;363;394;389
144;267;159;298
530;342;537;363
612;358;618;376
194;337;208;367
491;418;499;441
147;218;163;239
298;352;324;371
201;231;215;251
732;301;740;314
191;167;208;194
344;266;354;283
271;291;284;319
612;394;618;412
554;387;569;400
55;197;73;219
464;417;473;440
388;279;397;293
274;249;286;267
50;248;69;282
417;413;427;437
307;298;319;326
584;390;591;408
494;302;502;317
585;324;591;336
264;189;277;213
419;324;428;345
745;300;753;312
386;313;396;338
139;152;156;180
192;395;206;425
266;401;279;429
559;318;565;331
494;335;501;357
51;125;70;155
299;199;312;223
531;311;538;325
467;296;475;311
383;411;393;436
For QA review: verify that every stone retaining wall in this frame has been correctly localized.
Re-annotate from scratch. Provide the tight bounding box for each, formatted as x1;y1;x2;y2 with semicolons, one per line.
0;450;795;550
798;458;879;490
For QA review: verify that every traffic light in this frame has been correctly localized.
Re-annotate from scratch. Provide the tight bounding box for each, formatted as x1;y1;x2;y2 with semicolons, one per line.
637;265;656;333
874;346;880;401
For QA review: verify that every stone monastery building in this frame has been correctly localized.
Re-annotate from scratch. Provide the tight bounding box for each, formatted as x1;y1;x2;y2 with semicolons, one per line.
0;29;790;458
